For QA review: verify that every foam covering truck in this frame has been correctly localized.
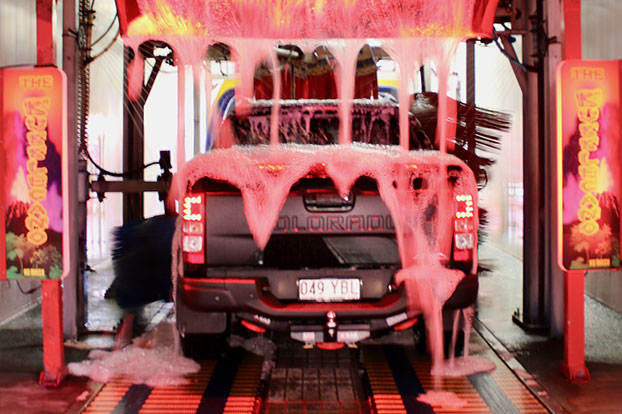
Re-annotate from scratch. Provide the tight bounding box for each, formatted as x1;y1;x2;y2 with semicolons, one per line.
173;92;491;356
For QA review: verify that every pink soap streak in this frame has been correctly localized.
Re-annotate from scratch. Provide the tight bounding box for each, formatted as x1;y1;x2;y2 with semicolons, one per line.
396;265;466;373
417;390;467;410
328;39;367;145
444;355;496;377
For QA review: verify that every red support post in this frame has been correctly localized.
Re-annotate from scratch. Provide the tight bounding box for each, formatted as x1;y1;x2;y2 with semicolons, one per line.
39;280;67;386
36;0;67;386
36;0;55;66
559;0;588;385
563;0;582;60
560;269;590;383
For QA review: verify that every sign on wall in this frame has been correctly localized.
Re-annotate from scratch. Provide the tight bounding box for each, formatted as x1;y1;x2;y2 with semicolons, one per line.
557;60;622;271
0;67;67;280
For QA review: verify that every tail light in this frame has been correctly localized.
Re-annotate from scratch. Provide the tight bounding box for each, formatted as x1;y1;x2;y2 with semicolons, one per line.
453;194;474;262
182;194;205;264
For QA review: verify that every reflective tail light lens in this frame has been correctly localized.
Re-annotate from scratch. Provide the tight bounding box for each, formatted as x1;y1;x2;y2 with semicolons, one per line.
182;221;203;235
183;235;203;253
182;194;205;264
454;233;474;250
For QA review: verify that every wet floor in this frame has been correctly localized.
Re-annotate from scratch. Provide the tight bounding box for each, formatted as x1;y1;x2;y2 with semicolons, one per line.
2;243;622;413
77;336;551;413
76;321;551;414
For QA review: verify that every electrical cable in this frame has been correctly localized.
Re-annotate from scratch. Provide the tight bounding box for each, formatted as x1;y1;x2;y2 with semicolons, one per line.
91;10;118;47
0;63;36;69
87;28;120;64
14;280;40;295
84;146;161;178
492;28;537;73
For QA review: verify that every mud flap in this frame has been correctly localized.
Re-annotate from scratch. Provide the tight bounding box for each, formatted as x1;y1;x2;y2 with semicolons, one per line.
176;290;227;335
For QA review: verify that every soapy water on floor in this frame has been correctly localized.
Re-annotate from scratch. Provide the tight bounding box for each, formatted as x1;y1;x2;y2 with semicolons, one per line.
67;320;279;386
67;317;493;387
417;389;468;410
67;321;200;386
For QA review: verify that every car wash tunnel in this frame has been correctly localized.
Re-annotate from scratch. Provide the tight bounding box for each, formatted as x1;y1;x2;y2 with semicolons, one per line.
2;0;622;413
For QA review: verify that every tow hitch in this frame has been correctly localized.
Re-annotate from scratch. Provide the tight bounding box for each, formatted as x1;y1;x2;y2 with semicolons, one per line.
326;311;337;339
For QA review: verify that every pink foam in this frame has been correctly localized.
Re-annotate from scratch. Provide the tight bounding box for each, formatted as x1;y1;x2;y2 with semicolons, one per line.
183;143;477;375
417;390;467;410
67;323;200;386
183;144;476;252
443;356;496;377
118;0;487;379
128;0;488;39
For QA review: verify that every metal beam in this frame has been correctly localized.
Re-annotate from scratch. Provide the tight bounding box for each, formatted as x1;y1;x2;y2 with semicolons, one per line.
466;40;475;105
511;0;548;330
122;47;145;223
91;179;169;194
122;46;167;223
546;0;565;339
61;0;85;339
499;34;528;94
465;39;477;161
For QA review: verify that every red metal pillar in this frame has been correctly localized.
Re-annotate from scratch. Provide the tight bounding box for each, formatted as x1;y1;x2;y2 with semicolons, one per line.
559;0;588;384
40;280;67;386
560;270;590;383
563;0;582;60
36;0;67;386
36;0;55;66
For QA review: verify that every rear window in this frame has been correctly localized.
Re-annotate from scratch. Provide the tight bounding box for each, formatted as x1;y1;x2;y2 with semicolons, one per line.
225;99;433;149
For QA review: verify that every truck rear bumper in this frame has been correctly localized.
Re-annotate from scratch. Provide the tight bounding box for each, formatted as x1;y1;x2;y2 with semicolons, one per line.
177;270;477;335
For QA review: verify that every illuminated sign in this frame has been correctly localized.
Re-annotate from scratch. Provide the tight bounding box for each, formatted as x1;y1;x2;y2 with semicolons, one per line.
557;60;622;271
1;67;67;280
24;96;52;245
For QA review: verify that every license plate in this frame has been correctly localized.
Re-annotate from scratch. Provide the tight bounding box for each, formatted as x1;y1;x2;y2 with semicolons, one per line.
298;278;360;302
